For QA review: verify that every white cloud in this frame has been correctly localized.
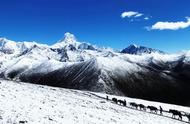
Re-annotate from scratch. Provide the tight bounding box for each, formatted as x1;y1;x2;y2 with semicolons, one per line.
135;13;143;17
150;17;190;30
121;11;143;18
121;11;150;21
144;17;149;20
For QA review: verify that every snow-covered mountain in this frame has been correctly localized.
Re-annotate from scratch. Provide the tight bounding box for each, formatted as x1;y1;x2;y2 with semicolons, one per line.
0;37;47;54
0;79;190;124
121;44;165;55
0;33;190;107
51;33;96;51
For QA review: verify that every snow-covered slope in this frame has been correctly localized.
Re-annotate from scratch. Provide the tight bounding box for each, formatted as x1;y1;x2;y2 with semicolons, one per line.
0;33;190;107
0;38;48;55
0;79;189;124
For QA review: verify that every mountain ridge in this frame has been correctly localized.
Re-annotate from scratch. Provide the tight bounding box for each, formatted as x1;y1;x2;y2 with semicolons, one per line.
0;33;190;107
121;44;165;55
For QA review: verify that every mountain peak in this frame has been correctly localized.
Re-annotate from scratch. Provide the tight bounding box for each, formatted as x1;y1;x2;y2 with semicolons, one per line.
59;32;77;44
0;37;12;44
0;37;7;41
64;32;75;38
121;44;165;55
128;44;139;48
52;32;79;49
0;38;18;54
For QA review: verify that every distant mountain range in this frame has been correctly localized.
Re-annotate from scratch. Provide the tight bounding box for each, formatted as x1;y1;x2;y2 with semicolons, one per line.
0;33;190;107
121;44;165;55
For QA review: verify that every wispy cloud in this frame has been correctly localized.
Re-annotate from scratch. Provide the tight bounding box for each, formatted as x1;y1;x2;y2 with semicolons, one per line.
148;17;190;30
144;17;149;20
121;11;150;21
121;11;143;18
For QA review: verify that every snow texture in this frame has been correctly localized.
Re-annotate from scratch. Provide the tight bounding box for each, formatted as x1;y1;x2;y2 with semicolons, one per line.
0;79;189;124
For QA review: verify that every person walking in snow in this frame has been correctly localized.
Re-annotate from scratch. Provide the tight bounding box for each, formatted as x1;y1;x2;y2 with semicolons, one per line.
160;106;163;115
106;95;109;100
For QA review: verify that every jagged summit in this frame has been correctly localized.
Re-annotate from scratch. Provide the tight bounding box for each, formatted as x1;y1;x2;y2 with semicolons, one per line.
52;32;80;49
0;37;14;45
0;37;48;55
58;32;77;44
0;37;8;42
52;33;97;51
121;44;165;55
64;32;77;43
130;44;139;48
0;37;18;54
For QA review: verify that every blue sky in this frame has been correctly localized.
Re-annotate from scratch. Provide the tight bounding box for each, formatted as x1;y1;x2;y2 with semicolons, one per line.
0;0;190;53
